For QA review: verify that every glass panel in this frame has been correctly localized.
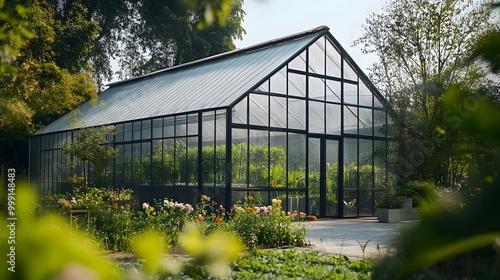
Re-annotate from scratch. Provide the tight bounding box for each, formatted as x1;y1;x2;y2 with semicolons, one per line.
141;142;151;185
232;97;247;124
163;138;175;185
326;140;339;216
288;73;306;97
151;139;163;185
123;143;132;184
308;101;324;133
163;116;175;138
249;130;268;188
231;190;248;206
359;191;373;216
358;108;373;136
344;138;358;190
131;143;141;184
175;138;187;185
343;190;358;217
343;106;358;134
215;154;225;187
187;113;198;136
270;96;287;128
176;115;187;137
124;122;132;142
288;191;306;214
308;37;325;75
288;133;306;189
374;95;384;108
344;82;357;105
216;110;226;144
254;79;269;92
326;103;341;135
308;138;321;217
308;76;325;100
288;50;306;71
359;139;373;190
152;118;162;139
187;136;198;187
343;59;357;81
374;140;386;190
202;112;215;142
133;121;141;141
232;129;247;188
288;98;306;130
249;94;269;127
374;110;386;137
248;191;270;206
270;67;287;94
326;40;341;78
359;80;373;107
140;119;150;140
326;79;341;102
202;112;215;186
269;131;286;188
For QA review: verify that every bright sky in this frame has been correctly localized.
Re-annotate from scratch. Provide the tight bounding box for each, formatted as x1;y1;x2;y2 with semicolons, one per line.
234;0;387;74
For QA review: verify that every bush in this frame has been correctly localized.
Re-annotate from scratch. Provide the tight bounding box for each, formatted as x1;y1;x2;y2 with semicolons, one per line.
229;199;307;248
396;181;435;198
43;191;308;252
376;186;403;209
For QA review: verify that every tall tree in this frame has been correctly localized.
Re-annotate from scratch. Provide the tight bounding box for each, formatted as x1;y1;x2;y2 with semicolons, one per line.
0;0;98;174
54;0;245;84
355;0;497;186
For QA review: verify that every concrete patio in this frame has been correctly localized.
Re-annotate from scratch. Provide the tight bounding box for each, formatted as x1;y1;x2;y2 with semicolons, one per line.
303;217;418;259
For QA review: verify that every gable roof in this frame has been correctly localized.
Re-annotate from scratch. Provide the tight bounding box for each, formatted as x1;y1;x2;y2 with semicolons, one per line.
37;26;383;135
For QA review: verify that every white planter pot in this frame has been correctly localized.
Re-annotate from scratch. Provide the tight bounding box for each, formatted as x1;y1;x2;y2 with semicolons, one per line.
377;208;401;223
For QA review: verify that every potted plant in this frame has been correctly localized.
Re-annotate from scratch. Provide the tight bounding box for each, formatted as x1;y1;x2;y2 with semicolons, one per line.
396;181;434;208
376;187;403;223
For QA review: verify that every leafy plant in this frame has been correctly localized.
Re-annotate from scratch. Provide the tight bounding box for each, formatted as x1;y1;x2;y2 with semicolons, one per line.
229;198;307;248
376;187;403;209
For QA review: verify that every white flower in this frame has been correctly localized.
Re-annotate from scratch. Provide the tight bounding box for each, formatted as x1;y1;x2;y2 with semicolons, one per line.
142;202;150;209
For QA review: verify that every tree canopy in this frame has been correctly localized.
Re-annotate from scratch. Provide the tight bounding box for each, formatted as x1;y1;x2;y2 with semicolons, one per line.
0;0;245;174
355;0;498;186
55;0;245;84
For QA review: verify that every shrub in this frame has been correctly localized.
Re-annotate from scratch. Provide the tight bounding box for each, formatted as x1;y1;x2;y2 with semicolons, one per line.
229;198;307;248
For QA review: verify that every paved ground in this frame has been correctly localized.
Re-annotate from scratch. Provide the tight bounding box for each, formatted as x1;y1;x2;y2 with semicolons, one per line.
302;217;418;259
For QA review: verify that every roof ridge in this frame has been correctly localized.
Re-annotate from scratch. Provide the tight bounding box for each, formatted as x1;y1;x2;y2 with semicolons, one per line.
107;25;330;87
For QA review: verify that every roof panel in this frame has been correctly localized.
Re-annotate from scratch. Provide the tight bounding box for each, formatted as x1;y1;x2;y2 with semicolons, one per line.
38;33;318;135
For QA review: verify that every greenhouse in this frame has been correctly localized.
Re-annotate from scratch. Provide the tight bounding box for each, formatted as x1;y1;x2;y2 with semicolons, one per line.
29;26;389;218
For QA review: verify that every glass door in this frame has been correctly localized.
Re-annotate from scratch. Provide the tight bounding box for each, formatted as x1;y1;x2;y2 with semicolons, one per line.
308;137;340;217
325;139;339;216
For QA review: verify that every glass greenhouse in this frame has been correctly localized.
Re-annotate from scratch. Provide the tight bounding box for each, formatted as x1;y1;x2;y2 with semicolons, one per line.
29;26;389;218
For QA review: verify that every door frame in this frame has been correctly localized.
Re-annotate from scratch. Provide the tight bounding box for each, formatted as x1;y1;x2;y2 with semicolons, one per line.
308;135;343;218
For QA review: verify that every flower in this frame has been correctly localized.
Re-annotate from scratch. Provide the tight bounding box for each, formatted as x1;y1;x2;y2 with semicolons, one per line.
247;207;253;212
185;204;194;213
201;195;210;202
198;215;204;221
215;217;222;223
307;215;318;221
300;212;307;219
142;202;150;209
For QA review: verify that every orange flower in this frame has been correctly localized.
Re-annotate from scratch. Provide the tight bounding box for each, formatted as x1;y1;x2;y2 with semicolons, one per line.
215;217;222;223
247;207;253;212
198;215;204;221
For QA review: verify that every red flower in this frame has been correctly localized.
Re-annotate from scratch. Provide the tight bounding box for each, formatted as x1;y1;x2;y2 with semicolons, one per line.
215;217;222;223
198;215;204;221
